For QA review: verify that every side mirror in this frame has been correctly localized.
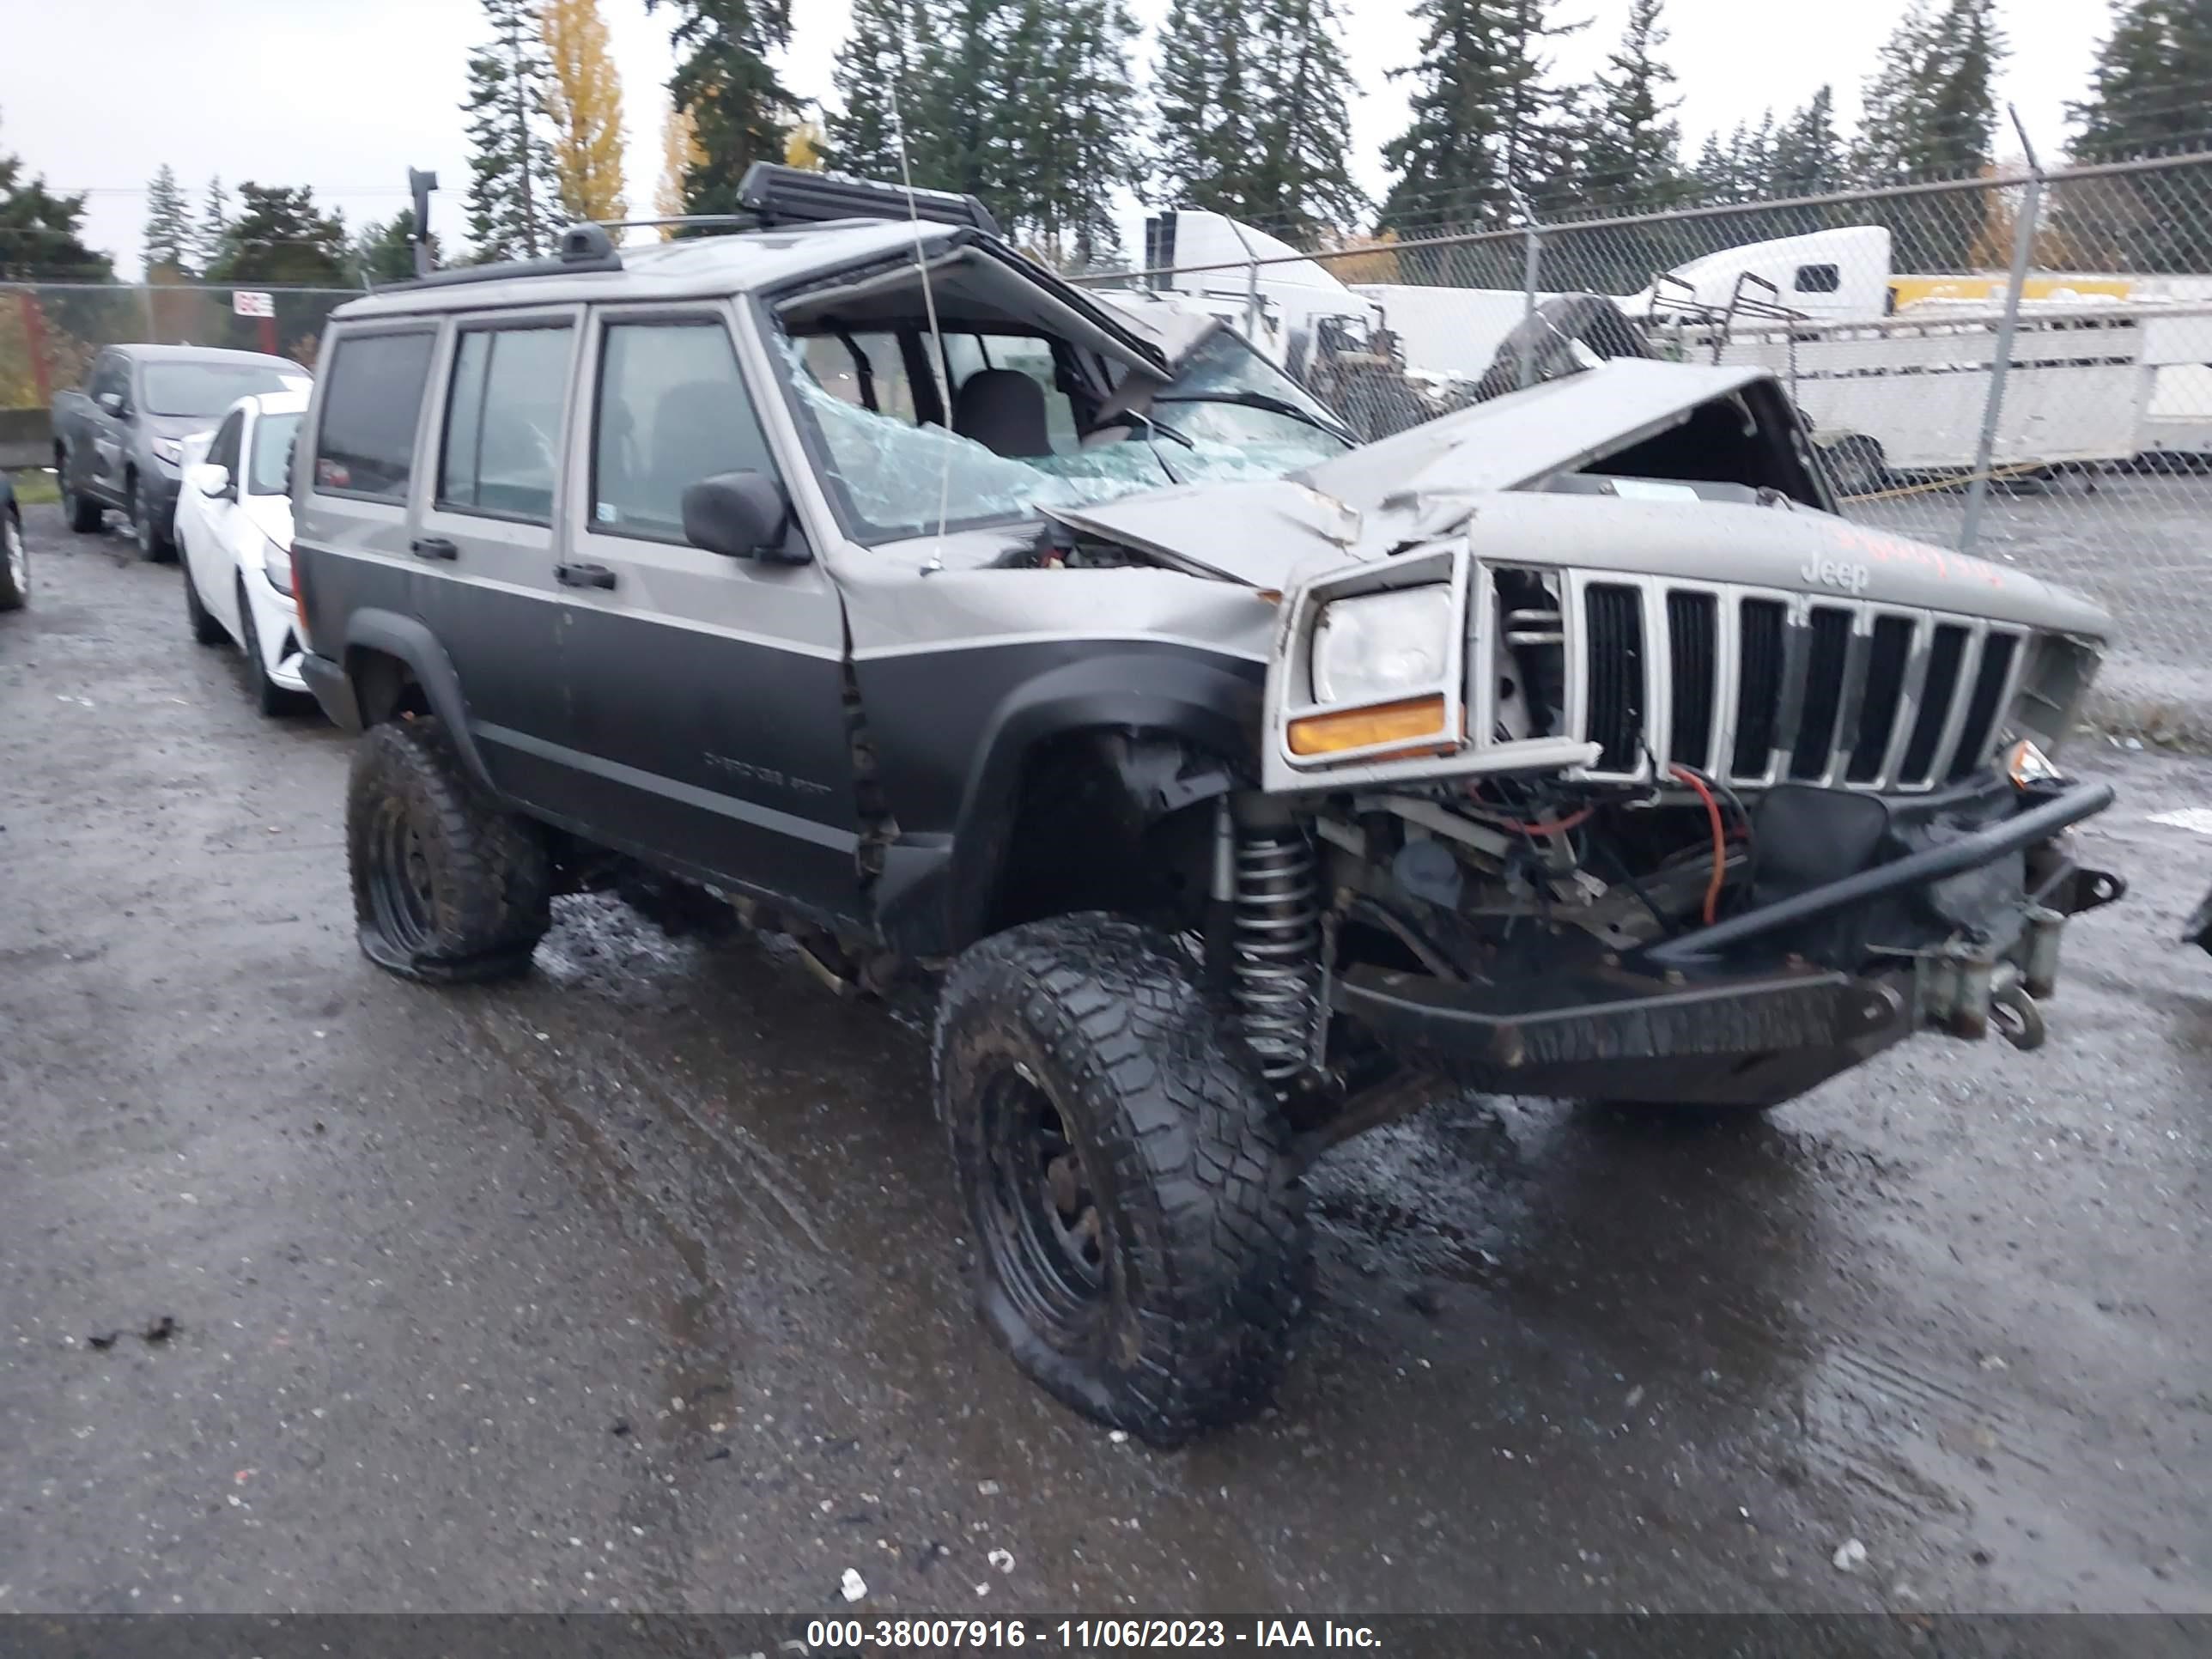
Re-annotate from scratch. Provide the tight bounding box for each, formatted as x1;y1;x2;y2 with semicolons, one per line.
95;390;125;416
190;463;232;499
681;471;804;563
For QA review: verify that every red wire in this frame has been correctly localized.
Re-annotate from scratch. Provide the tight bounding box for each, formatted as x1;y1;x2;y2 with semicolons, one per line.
1511;806;1594;836
1669;764;1728;927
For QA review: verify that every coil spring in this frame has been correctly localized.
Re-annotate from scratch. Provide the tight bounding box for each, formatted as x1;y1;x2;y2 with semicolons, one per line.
1231;830;1322;1083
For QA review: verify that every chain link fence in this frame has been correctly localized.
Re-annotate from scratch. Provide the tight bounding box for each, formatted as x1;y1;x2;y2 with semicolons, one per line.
1086;150;2212;735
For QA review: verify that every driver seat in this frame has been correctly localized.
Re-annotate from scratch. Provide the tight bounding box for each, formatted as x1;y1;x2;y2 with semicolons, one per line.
952;369;1051;459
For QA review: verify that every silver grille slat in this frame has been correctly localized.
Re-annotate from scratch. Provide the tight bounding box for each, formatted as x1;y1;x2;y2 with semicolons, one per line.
1565;575;2034;793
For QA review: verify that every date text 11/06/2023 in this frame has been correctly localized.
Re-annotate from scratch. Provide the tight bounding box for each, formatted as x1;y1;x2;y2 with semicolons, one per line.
801;1619;1384;1650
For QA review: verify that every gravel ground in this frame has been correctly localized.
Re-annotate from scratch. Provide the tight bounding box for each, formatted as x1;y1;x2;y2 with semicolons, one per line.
3;504;2210;1619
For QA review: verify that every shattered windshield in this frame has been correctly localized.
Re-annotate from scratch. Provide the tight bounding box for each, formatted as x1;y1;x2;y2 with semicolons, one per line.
775;327;1351;544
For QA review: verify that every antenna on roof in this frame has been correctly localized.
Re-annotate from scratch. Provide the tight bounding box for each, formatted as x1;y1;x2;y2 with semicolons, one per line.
887;79;955;562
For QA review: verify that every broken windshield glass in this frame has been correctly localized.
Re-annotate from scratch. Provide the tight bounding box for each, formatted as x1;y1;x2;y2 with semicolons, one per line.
774;331;1348;545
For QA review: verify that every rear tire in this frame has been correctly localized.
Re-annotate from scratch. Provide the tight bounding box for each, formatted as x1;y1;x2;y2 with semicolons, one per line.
184;557;223;643
933;914;1310;1446
59;460;102;533
346;716;552;983
0;507;27;611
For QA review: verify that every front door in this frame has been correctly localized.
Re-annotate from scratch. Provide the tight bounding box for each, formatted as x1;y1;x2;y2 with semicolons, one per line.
547;303;864;927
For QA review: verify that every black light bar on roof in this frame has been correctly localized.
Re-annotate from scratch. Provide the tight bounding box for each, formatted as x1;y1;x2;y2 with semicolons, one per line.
736;162;1001;237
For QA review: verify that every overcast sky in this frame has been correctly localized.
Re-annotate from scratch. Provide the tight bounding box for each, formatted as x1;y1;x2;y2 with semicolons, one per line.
1;0;2113;280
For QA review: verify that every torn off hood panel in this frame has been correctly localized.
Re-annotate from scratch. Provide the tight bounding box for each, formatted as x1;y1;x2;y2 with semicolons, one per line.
1050;359;1785;581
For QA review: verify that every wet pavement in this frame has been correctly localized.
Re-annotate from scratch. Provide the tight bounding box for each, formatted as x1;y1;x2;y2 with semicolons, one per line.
3;503;2210;1616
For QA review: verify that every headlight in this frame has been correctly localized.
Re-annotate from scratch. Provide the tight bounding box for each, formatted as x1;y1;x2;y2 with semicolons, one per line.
1310;585;1455;706
151;438;184;467
262;537;294;596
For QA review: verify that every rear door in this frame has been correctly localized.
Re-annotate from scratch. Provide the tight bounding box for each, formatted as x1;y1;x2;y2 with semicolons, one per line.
410;307;580;811
550;302;864;924
84;354;131;503
188;406;248;635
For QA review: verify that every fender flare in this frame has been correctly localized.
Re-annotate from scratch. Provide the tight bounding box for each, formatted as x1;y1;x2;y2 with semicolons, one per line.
341;608;494;792
876;647;1263;955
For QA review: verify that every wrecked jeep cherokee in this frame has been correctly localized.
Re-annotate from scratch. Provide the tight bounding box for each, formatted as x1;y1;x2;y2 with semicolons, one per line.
290;167;2124;1444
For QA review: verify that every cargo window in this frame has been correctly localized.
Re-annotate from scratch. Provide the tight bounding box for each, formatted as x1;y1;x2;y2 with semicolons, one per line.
1794;263;1841;295
440;324;574;524
591;319;775;543
313;330;435;501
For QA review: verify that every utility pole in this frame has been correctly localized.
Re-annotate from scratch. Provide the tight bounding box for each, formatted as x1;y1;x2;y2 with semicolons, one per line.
408;169;439;278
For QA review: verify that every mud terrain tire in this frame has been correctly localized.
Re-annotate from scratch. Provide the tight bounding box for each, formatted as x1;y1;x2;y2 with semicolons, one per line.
347;716;551;983
934;914;1310;1446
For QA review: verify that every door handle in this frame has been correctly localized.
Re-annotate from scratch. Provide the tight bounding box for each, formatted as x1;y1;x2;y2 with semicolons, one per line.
410;536;458;561
556;562;617;590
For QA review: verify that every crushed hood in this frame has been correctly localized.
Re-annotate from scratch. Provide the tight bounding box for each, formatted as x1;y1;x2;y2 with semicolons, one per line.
1045;359;2112;636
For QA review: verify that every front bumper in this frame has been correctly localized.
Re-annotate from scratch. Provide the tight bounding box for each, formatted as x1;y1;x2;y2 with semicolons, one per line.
1336;780;2123;1105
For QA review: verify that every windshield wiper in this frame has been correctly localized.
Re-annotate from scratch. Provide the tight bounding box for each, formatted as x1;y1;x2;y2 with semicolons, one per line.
1154;390;1353;442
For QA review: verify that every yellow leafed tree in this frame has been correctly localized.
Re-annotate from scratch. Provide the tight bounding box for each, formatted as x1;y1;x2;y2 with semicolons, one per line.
539;0;627;225
785;121;823;171
655;102;704;238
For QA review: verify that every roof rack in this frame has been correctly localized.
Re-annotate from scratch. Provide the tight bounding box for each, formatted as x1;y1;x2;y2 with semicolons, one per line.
368;222;622;292
734;162;1001;237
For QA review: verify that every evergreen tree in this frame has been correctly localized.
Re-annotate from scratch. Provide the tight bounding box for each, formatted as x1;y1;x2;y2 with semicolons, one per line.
1855;0;2006;183
1381;0;1578;236
2069;0;2212;158
193;177;232;273
647;0;798;216
205;184;349;286
1246;0;1367;235
1152;0;1260;214
1570;0;1683;210
1771;86;1845;197
541;0;629;223
142;165;197;277
349;213;441;285
1011;0;1146;263
824;0;921;183
0;115;111;280
2060;0;2212;270
462;0;561;260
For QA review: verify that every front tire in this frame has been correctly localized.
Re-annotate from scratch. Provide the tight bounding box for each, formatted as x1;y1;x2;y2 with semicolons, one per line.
0;507;27;611
346;716;552;983
235;578;301;714
933;914;1310;1446
131;474;173;562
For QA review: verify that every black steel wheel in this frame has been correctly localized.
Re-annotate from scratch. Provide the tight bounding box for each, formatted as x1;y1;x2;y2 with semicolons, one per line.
345;715;551;983
935;914;1310;1446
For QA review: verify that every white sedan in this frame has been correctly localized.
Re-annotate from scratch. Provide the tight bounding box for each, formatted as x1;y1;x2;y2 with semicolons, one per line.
176;389;312;715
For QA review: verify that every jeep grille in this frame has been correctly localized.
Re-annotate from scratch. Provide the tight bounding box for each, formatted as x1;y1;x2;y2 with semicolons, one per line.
1559;574;2039;793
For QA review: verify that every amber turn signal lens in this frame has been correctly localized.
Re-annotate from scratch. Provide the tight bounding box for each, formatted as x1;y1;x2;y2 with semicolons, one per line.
1287;695;1449;757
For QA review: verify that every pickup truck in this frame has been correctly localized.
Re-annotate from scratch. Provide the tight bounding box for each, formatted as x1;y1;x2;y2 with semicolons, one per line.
52;344;308;561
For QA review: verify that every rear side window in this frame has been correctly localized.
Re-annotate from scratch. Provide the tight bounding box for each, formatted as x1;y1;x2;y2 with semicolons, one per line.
1794;263;1841;295
440;325;573;524
592;319;775;543
313;330;435;501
